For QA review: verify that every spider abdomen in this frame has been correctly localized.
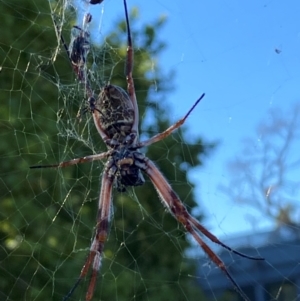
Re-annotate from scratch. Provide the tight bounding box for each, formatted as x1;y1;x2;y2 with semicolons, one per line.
98;84;134;143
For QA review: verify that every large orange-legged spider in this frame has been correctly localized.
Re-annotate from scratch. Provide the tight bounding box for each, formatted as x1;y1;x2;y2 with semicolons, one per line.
32;1;264;300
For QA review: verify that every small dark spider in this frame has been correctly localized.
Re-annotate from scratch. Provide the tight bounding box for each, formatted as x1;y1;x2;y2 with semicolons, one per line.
79;96;102;116
89;0;104;4
33;1;264;301
56;13;92;86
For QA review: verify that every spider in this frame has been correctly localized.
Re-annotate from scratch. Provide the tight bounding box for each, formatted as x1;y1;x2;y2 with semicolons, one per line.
32;1;264;300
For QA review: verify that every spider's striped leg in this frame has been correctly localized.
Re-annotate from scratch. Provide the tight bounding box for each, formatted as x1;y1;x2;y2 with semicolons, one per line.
30;151;111;169
189;216;264;260
63;171;113;301
137;93;205;149
144;158;260;301
123;0;139;137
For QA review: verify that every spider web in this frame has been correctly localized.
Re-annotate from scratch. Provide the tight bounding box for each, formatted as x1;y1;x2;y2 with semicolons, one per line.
1;1;300;301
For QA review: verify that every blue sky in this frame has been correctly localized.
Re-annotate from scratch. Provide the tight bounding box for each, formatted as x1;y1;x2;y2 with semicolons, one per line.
80;0;300;239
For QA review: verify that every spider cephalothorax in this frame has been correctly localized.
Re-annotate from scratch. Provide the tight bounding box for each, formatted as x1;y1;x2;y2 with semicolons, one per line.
107;147;145;192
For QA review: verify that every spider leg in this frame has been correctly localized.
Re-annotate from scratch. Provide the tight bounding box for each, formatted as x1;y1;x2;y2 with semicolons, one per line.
123;0;139;139
188;215;264;260
137;93;205;148
30;151;111;169
144;159;261;301
63;171;113;301
92;110;113;143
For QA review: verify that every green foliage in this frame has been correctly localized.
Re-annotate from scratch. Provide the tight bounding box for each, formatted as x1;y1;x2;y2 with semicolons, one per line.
0;1;213;300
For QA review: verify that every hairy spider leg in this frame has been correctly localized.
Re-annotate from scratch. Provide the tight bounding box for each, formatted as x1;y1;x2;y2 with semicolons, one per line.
63;172;113;301
30;151;111;169
123;0;139;140
137;93;205;148
144;159;264;301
